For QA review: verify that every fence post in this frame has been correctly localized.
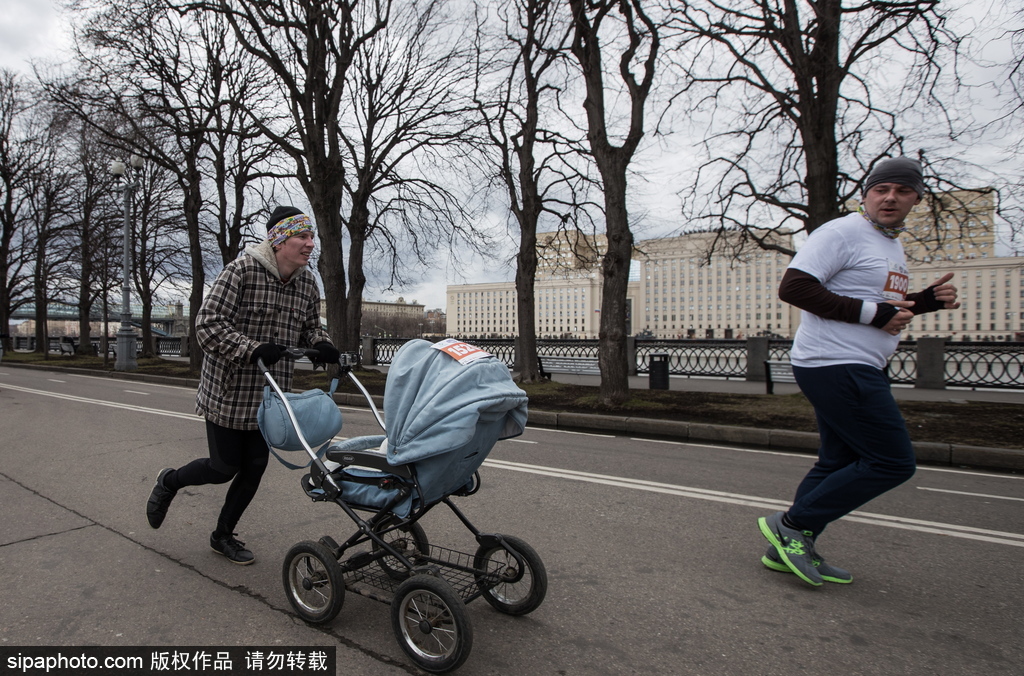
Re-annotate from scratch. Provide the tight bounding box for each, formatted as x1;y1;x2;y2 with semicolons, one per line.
361;336;376;365
626;336;637;376
915;337;947;389
746;336;770;382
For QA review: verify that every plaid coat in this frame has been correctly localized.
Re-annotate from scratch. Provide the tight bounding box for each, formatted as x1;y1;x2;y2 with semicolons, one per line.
195;241;332;429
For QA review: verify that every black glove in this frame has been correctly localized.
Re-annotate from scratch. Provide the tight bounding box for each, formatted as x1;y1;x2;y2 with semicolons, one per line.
250;343;285;366
311;341;341;368
869;302;900;329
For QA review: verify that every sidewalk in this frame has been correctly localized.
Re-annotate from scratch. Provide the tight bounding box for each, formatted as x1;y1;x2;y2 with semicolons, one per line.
538;369;1024;404
4;358;1023;472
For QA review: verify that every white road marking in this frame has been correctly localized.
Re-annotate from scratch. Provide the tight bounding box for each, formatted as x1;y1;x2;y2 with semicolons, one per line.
629;438;1024;481
124;390;151;396
482;458;1024;548
530;428;615;438
5;382;1023;547
68;373;195;391
47;379;66;383
917;487;1024;502
0;383;198;421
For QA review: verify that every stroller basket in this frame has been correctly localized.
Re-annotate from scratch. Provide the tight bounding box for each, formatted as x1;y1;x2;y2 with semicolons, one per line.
342;543;504;604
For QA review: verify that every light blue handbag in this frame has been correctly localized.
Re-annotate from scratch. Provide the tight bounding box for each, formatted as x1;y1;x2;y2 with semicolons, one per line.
257;378;343;469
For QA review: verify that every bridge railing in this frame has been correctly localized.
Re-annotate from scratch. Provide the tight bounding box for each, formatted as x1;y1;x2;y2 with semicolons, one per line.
359;336;1024;390
14;335;183;357
13;334;1021;390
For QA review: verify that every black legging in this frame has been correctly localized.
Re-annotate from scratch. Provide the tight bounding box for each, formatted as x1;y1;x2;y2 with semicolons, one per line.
164;421;270;537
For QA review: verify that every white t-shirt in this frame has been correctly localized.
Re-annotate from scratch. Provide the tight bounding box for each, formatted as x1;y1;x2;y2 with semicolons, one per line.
788;212;907;369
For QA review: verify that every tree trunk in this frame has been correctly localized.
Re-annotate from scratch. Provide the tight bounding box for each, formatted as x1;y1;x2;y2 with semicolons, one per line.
596;167;632;405
345;220;367;353
309;185;350;351
183;170;205;372
515;225;541;381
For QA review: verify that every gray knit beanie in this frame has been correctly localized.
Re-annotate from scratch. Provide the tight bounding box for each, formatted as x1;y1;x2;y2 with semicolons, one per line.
863;157;926;197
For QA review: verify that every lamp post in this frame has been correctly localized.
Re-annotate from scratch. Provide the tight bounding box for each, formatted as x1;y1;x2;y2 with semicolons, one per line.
108;155;143;371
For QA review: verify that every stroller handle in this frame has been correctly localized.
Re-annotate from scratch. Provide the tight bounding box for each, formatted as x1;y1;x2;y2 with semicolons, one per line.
257;347;386;432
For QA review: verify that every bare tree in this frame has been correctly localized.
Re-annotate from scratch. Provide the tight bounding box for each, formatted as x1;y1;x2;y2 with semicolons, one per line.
473;0;594;383
58;118;122;354
198;16;288;266
567;0;660;405
131;163;193;356
193;0;392;352
335;0;484;350
667;0;965;249
23;117;75;355
48;0;282;368
0;71;36;352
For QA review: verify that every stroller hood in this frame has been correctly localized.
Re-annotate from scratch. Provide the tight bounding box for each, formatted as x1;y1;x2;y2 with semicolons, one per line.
383;339;528;465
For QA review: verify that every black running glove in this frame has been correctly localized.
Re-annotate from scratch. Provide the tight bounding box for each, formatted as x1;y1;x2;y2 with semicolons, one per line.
311;341;341;368
250;343;285;366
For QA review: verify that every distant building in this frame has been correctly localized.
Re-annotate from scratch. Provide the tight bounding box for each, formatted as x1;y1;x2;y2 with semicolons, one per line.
447;189;1024;341
886;188;998;264
423;308;446;337
447;231;640;339
324;297;425;336
635;229;796;339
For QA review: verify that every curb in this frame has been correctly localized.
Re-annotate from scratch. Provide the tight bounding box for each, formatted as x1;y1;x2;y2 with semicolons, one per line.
4;361;1022;473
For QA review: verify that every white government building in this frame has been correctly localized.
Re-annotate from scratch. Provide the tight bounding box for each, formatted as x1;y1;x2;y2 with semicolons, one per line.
447;189;1024;341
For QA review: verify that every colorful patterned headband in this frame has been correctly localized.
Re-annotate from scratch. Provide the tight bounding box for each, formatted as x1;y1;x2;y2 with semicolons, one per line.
268;214;314;246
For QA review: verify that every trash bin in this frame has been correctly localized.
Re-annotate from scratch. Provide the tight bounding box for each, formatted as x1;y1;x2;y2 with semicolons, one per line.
649;353;669;390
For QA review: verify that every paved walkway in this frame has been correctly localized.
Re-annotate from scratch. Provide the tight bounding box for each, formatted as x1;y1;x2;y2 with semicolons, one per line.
543;371;1024;404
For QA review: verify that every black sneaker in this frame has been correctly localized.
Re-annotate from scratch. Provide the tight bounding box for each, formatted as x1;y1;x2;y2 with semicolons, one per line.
210;533;255;565
146;468;177;529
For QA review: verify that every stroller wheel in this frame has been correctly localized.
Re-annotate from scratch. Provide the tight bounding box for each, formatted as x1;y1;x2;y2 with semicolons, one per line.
474;534;547;616
372;517;430;581
391;575;473;673
282;541;345;623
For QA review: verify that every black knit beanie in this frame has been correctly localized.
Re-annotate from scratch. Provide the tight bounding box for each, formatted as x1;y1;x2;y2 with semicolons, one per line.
266;206;305;232
863;157;926;197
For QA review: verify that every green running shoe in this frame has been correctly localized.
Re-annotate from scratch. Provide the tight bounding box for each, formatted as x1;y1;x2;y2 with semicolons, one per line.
761;545;853;584
758;512;823;586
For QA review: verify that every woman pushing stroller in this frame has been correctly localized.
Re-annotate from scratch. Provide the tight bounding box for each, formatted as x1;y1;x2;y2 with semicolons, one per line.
146;206;339;564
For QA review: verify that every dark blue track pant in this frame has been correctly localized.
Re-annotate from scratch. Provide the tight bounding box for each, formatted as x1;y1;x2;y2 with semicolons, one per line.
787;363;916;536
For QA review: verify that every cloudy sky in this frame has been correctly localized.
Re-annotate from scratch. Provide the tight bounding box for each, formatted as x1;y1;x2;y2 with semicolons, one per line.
0;0;70;74
0;0;1018;310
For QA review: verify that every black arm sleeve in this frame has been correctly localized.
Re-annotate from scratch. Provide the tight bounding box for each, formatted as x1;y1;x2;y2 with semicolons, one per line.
778;268;863;323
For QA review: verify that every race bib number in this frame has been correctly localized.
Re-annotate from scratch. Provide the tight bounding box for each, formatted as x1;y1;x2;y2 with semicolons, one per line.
882;259;909;300
431;338;493;366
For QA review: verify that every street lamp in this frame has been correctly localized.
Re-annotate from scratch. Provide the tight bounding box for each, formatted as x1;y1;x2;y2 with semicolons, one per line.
108;154;143;371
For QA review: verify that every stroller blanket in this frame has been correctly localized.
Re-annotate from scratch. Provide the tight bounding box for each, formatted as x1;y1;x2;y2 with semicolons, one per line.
329;339;528;517
383;339;528;465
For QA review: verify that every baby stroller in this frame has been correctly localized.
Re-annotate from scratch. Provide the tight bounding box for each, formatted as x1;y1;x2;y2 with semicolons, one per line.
257;339;547;673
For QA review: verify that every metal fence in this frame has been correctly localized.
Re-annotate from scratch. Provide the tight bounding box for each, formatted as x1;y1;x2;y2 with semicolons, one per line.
364;337;1024;390
635;339;748;378
16;335;182;357
943;343;1024;389
887;343;918;385
17;334;1024;390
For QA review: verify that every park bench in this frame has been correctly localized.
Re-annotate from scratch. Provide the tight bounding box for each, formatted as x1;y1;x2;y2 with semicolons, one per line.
764;360;796;395
538;355;601;379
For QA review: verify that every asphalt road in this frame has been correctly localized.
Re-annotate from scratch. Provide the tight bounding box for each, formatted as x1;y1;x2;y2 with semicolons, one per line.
0;365;1021;676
